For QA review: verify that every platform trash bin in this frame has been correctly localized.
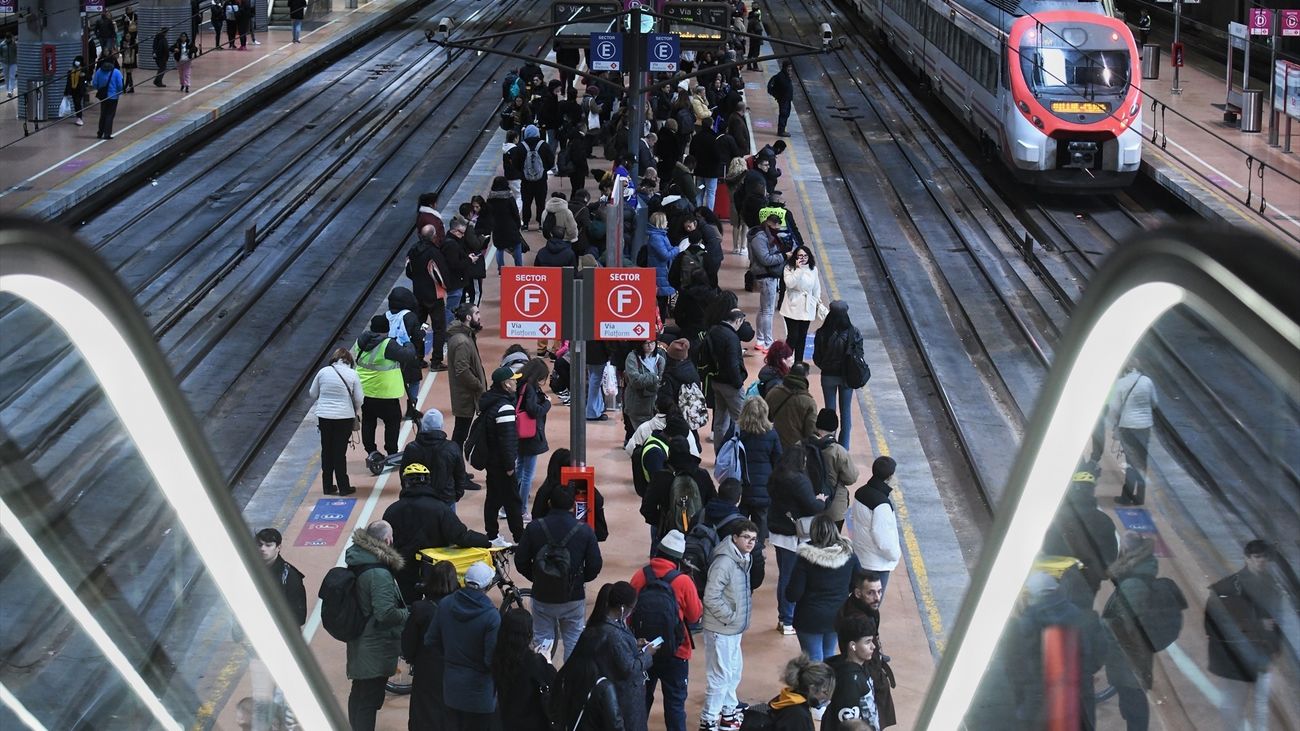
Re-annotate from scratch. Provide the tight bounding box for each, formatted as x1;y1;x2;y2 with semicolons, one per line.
1240;88;1264;133
1141;44;1160;80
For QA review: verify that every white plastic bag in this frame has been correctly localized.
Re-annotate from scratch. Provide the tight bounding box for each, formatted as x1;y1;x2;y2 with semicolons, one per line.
58;95;73;118
601;362;618;400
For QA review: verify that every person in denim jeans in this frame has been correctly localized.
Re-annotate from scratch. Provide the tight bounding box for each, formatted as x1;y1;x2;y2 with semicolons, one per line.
630;530;703;731
515;487;602;662
785;515;858;661
813;301;863;450
748;215;787;350
515;357;552;508
288;0;306;42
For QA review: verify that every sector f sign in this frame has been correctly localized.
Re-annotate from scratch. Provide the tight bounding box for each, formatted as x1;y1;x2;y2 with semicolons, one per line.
592;268;656;340
500;268;563;339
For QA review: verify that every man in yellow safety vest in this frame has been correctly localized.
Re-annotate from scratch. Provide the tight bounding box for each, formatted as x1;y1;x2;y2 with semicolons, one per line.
352;315;417;458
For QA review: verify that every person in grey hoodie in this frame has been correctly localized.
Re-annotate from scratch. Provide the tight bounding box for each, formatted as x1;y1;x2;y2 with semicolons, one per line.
428;561;501;730
700;520;758;731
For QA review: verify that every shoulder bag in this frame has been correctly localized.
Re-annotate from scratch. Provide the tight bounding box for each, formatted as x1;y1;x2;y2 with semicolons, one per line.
331;365;361;433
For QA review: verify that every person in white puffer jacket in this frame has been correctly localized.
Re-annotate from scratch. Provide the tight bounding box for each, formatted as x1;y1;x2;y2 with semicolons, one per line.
849;456;901;604
308;348;364;495
1109;362;1158;506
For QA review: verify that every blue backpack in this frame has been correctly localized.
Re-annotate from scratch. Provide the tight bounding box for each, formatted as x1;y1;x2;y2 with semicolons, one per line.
713;427;748;484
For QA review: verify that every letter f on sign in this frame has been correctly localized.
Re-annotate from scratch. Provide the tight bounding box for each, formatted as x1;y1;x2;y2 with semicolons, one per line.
523;287;540;314
616;288;632;314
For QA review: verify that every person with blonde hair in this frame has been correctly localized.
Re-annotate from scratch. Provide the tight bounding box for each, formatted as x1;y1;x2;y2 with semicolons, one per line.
767;654;837;728
738;395;782;586
648;210;679;323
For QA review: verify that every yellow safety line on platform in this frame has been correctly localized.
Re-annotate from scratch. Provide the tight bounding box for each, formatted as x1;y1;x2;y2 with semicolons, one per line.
783;127;946;650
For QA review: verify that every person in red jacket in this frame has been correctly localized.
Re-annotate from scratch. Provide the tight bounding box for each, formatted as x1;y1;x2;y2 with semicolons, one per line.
630;529;703;731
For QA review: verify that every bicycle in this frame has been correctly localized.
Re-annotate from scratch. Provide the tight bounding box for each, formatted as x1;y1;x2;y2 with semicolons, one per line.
386;545;532;695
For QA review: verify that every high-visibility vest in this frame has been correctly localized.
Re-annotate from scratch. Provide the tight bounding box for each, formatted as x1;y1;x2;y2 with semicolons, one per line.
353;338;404;399
639;434;669;484
758;205;789;230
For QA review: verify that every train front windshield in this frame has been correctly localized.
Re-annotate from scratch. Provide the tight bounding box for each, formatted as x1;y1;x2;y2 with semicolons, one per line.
1022;45;1130;96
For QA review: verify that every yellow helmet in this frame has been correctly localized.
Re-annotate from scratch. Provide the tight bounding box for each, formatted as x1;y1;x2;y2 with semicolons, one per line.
402;463;430;478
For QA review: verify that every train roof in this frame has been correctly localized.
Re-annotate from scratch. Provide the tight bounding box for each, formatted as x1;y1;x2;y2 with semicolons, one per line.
952;0;1111;31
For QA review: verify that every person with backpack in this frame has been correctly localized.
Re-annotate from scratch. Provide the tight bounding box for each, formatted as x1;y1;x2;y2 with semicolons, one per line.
785;515;860;661
427;561;502;730
339;521;409;731
383;455;491;603
492;608;558;730
809;410;858;530
401;560;459;730
351;315;417;460
516;484;603;661
659;339;706;434
813;301;867;450
1205;539;1280;731
642;436;717;546
768;60;795;137
1042;469;1119;599
512;125;555;231
624;339;666;441
475;366;526;546
699;519;757;731
386;286;428;420
402;408;479;500
1100;532;1164;731
704;309;749;450
629;531;702;731
542;191;580;245
849;457;901;600
764;363;818;451
769;448;826;635
823;613;881;731
756;341;793;398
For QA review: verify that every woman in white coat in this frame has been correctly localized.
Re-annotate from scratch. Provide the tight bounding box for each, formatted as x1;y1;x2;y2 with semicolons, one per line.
308;348;364;495
779;245;826;364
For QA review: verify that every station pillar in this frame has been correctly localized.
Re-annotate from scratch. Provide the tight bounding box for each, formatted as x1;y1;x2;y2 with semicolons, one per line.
136;0;193;71
15;0;82;121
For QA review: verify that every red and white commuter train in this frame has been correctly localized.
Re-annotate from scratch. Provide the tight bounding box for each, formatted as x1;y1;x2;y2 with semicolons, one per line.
851;0;1143;189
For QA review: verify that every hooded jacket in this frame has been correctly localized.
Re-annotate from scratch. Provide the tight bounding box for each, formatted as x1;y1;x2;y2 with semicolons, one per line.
813;305;861;379
704;321;746;388
766;374;818;450
429;587;501;714
382;475;490;601
485;187;524;249
648;226;678;296
352;330;417;399
770;688;816;731
850;476;901;572
702;536;752;635
623;349;665;429
534;236;578;268
344;528;409;680
816;435;859;524
823;654;880;731
544;196;580;242
387;286;426;379
532;453;610;541
640;452;717;528
400;428;473;502
786;541;860;633
658;350;702;404
748;224;787;278
478;385;520;471
1102;548;1159;690
446;321;486;418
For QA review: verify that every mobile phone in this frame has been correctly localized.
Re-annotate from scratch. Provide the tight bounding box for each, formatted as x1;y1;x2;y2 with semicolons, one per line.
643;636;664;653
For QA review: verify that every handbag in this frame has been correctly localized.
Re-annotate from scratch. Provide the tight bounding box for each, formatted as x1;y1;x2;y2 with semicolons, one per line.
569;677;608;731
58;95;74;118
332;365;361;432
790;513;814;541
516;387;538;439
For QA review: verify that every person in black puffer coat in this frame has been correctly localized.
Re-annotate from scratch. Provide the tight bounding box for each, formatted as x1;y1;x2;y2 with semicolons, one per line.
400;409;479;501
534;237;578;267
485;176;525;270
578;582;654;731
738;394;783;589
401;561;460;730
769;447;826;634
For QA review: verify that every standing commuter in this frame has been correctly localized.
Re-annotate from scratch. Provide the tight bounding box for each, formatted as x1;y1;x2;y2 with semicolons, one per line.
779;245;824;364
785;515;860;662
480;366;526;546
1109;361;1157;505
237;0;253;49
767;60;794;137
849;456;900;598
1206;540;1281;731
64;56;89;127
256;528;307;627
748;214;786;350
120;35;138;93
514;125;555;230
835;570;895;729
824;614;881;731
493;609;559;730
225;0;240;49
289;0;307;42
738;395;782;582
401;561;459;730
769;447;825;635
446;303;487;445
1137;10;1152;46
765;363;818;452
584;582;657;731
405;218;447;371
440;219;471;327
515;357;553;508
813;301;866;449
811;409;858;531
91;56;124;140
171;33;197;93
745;8;764;71
428;562;503;731
699;521;758;731
343;521;408;731
119;6;140;47
630;530;704;731
400;409;480;501
308;348;364;495
247;0;261;46
210;1;226;50
151;28;169;87
486;176;525;270
516;485;603;661
93;12;117;55
352;315;417;461
768;655;838;729
704;309;749;450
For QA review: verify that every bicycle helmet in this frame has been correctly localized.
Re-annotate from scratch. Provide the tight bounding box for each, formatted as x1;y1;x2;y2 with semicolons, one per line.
402;463;430;479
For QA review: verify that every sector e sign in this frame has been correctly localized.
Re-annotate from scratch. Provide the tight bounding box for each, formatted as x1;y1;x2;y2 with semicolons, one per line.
592;268;657;340
500;268;564;339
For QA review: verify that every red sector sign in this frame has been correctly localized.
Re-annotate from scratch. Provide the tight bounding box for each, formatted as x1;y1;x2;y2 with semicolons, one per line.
592;268;656;340
1248;8;1273;35
500;267;563;339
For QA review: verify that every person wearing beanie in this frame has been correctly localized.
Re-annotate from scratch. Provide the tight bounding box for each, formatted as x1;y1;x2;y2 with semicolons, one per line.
764;362;818;451
510;123;556;231
810;408;859;529
427;560;503;728
641;436;717;541
573;581;656;731
1042;469;1118;597
352;314;418;460
630;529;704;731
485;174;526;271
850;456;900;600
400;408;483;503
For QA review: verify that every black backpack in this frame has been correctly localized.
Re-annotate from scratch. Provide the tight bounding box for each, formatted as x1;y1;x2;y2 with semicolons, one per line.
464;410;491;470
318;563;386;642
533;520;582;597
629;566;685;651
682;513;743;600
842;331;871;389
803;438;833;498
541;211;558;240
556;145;575;177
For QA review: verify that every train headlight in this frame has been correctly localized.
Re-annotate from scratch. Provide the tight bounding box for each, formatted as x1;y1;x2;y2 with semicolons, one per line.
1018;100;1030;114
1129;101;1140;117
1032;116;1044;129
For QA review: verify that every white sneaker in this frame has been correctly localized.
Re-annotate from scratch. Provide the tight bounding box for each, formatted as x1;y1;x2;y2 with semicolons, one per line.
75;118;84;126
490;536;515;549
253;39;262;45
498;508;507;519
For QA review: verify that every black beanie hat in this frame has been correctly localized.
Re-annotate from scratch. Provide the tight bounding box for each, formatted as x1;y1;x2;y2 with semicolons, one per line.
370;315;389;333
816;408;839;433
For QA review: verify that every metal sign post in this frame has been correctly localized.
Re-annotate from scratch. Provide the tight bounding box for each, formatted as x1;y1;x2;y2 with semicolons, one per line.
568;270;588;466
1172;0;1182;94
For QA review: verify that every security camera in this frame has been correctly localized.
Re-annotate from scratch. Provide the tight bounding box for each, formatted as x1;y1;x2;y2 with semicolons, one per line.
821;23;833;49
438;17;451;35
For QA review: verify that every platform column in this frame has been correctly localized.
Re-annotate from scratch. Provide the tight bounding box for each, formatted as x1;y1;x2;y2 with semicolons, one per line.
14;0;81;121
136;0;195;71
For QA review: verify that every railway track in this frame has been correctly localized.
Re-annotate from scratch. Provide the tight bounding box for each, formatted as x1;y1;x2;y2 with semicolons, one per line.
0;0;558;722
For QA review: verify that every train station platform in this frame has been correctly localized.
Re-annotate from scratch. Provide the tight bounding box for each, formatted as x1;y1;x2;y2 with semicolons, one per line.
225;57;959;729
0;0;427;222
1134;31;1300;244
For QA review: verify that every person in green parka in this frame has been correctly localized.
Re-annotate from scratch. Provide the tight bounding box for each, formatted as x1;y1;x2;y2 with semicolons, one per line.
344;521;408;731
